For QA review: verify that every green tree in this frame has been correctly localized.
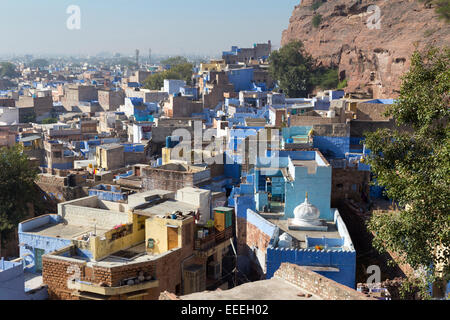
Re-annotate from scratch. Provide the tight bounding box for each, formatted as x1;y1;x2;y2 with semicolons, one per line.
312;67;339;90
269;41;340;97
364;47;450;298
29;59;49;69
161;56;189;67
143;62;194;90
269;41;316;97
41;117;58;124
0;145;39;249
0;62;19;78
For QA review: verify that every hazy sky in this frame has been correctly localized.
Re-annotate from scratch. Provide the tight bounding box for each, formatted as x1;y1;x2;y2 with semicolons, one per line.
0;0;299;56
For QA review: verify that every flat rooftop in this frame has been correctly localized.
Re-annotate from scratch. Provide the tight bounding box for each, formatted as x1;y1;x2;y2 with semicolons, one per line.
25;222;109;239
134;199;197;217
292;160;318;173
268;219;342;249
180;277;318;300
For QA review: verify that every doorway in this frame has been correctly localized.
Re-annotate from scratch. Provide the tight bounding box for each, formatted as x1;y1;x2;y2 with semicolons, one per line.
167;227;179;250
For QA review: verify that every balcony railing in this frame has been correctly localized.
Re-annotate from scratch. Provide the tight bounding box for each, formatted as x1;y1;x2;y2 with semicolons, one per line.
68;279;159;296
194;226;233;251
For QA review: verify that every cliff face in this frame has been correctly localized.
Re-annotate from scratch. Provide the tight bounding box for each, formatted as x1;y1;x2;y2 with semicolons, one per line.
282;0;450;98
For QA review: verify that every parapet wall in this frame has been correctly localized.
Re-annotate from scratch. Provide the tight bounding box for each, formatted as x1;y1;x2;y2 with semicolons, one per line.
266;245;356;288
274;263;374;300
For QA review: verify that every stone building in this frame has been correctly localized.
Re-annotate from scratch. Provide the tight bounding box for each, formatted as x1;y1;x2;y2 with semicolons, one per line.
98;88;125;111
96;144;125;171
142;163;211;192
61;85;98;112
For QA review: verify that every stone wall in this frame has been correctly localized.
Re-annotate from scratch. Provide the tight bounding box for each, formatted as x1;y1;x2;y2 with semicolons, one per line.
141;167;211;192
124;151;147;166
356;102;391;121
36;174;87;203
331;167;370;205
274;263;374;300
291;115;340;126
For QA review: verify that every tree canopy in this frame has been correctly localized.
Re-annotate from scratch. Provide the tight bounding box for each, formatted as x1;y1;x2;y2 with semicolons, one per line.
143;62;193;90
41;117;58;124
161;56;189;67
0;145;39;244
0;62;19;78
29;59;50;69
364;47;450;297
269;41;339;97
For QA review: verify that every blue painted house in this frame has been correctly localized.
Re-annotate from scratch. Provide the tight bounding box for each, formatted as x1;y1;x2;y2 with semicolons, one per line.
0;258;48;300
229;150;356;288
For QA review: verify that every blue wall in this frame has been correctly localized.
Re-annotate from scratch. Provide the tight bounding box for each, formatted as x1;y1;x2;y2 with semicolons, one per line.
88;184;128;202
18;215;72;274
284;164;332;221
313;136;350;159
227;68;254;92
51;162;73;170
231;192;256;220
0;258;48;300
266;247;356;288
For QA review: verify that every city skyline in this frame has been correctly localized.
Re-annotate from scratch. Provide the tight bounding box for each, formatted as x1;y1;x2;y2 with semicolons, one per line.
0;0;299;56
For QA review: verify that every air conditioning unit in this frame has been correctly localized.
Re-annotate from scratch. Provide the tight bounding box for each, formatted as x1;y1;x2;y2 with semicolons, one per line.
207;261;221;280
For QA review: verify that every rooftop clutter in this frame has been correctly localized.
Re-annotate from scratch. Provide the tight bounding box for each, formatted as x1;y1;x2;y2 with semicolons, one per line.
0;39;402;300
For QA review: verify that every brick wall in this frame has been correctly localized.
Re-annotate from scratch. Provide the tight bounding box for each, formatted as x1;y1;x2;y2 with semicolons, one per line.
274;263;374;300
142;169;195;192
43;256;86;300
43;249;187;300
36;174;86;202
246;222;271;254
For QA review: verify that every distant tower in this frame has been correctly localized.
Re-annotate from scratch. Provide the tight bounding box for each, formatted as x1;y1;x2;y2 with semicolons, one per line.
135;49;140;68
148;48;152;66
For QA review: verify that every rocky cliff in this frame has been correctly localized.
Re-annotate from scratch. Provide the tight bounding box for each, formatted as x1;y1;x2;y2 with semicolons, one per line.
282;0;450;98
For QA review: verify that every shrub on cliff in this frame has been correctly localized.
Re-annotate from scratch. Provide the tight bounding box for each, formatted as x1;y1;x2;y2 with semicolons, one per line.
312;14;322;28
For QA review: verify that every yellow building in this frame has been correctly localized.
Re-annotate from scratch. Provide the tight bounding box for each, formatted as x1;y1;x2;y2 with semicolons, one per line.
145;215;194;255
199;60;226;73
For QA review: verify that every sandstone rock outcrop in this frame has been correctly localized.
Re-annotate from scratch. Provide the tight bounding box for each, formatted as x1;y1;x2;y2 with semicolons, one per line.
281;0;450;98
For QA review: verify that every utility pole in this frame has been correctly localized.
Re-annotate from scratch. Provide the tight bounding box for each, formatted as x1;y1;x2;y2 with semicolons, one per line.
135;49;140;69
148;48;152;66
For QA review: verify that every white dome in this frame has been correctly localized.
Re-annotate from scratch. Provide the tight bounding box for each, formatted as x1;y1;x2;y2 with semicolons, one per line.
294;195;320;222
